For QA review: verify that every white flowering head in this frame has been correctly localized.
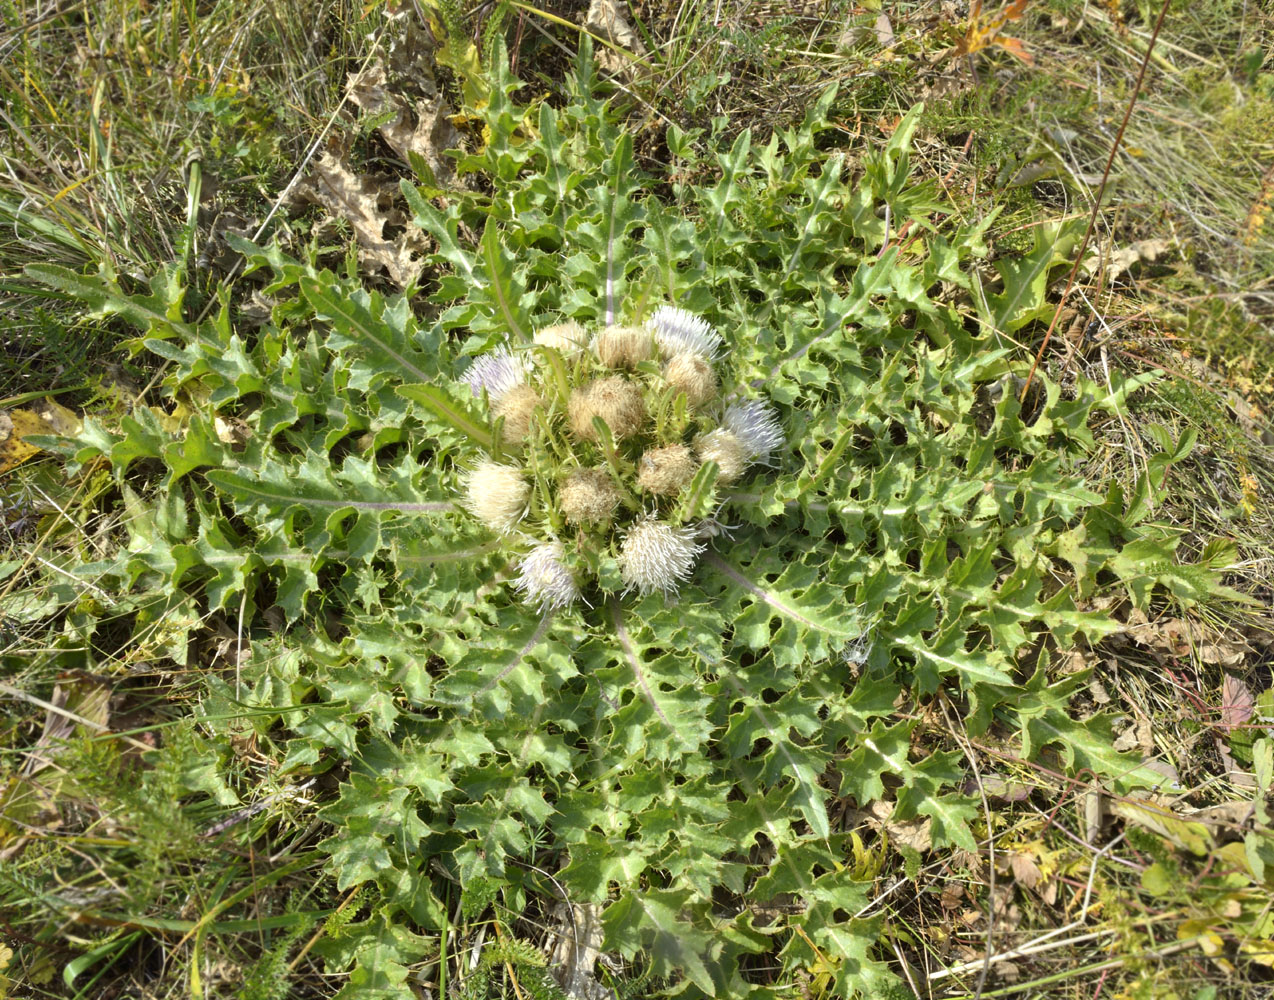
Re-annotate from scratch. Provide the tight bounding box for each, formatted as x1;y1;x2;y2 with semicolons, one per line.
464;346;528;404
618;516;705;596
462;461;530;534
534;321;588;357
647;306;724;360
514;540;581;612
723;400;785;462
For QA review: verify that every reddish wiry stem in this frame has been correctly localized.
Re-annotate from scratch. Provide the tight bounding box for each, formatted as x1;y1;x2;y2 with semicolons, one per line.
1019;0;1172;402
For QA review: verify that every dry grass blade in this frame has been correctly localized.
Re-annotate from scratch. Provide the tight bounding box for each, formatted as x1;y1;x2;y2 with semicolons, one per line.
1020;0;1173;401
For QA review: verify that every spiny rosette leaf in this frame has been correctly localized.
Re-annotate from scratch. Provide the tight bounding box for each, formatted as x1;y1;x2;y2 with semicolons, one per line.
21;42;1242;1000
455;308;785;612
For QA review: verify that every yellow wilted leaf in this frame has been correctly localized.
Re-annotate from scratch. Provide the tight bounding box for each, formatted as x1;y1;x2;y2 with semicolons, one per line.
951;0;1034;66
0;401;80;475
0;940;13;997
417;0;489;112
849;828;888;880
1241;939;1274;967
1178;918;1226;957
0;412;41;473
1111;797;1213;856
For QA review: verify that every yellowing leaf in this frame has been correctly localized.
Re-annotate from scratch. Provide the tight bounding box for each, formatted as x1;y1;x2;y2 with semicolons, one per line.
1112;797;1213;856
1241;939;1274;967
952;0;1033;66
418;1;488;111
0;412;41;473
1178;918;1226;956
0;401;81;475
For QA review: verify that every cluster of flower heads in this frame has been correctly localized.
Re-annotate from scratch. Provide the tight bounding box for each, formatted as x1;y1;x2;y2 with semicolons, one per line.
458;307;785;612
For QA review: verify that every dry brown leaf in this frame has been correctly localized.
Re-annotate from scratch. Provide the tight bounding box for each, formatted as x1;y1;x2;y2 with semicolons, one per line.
345;62;461;186
1216;735;1257;788
1006;851;1042;889
874;12;897;47
1113;715;1154;753
1083;786;1103;843
991;884;1021;927
1140;757;1180;788
1054;648;1090;674
214;416;252;450
238;290;275;328
1226;390;1274;443
1189;800;1256;829
383;100;462;183
1202;636;1249;669
963;774;1031;802
1086;238;1171;282
293;151;428;288
288;8;463;288
548;901;610;1000
865;799;933;852
998;960;1023;983
1122;616;1249;668
21;673;111;778
585;0;648;78
380;7;440;97
1221;673;1256;729
1088;677;1112;704
994;841;1058;903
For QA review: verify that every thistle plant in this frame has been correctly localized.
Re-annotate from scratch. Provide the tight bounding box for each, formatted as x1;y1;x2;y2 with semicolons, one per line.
460;307;783;609
20;40;1236;999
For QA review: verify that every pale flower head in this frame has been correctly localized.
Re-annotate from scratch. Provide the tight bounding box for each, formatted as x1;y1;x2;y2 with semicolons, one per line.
568;376;647;442
461;461;530;534
492;384;542;444
514;540;581;612
694;427;749;484
618;516;705;597
647;306;724;360
664;352;717;408
723;400;785;462
594;324;654;369
559;467;622;525
534;321;588;357
464;346;528;404
637;444;697;497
